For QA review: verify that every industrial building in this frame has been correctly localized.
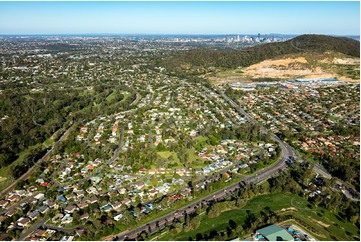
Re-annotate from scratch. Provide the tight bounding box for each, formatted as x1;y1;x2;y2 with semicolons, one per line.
255;224;294;241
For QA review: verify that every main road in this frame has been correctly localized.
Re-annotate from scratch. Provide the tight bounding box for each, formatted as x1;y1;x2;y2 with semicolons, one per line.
109;144;294;241
105;85;297;241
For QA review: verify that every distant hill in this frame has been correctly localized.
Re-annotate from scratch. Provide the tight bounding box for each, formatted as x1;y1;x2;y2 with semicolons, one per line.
161;34;360;72
286;34;359;56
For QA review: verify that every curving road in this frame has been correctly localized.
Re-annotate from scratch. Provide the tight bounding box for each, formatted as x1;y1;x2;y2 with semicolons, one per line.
105;86;297;241
109;137;295;241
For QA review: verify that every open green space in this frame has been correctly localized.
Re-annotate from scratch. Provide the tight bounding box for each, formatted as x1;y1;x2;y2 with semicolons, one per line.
156;148;204;169
0;135;55;191
187;149;199;161
187;148;206;169
215;69;246;78
119;91;131;104
158;193;359;241
157;151;176;160
106;89;117;102
0;145;35;183
156;151;181;168
194;136;209;150
195;136;208;144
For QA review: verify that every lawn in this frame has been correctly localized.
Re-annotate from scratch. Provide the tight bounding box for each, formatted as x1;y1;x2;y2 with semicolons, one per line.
158;193;360;241
43;138;55;147
187;148;200;162
106;89;117;102
195;136;208;144
194;136;209;150
187;148;206;169
157;151;176;159
157;151;180;167
119;91;131;104
157;149;204;169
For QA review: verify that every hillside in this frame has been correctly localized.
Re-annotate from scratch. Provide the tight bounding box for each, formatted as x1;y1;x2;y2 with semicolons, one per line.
160;34;360;77
209;51;360;84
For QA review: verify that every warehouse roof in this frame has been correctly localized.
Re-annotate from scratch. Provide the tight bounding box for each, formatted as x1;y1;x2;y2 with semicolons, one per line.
256;224;294;241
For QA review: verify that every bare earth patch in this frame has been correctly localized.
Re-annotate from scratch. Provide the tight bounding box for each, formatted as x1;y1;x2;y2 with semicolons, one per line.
308;216;330;228
280;207;298;212
246;57;308;69
208;53;359;84
332;58;360;65
242;56;358;82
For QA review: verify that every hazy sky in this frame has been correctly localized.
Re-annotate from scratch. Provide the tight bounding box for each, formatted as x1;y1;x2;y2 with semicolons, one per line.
0;1;359;35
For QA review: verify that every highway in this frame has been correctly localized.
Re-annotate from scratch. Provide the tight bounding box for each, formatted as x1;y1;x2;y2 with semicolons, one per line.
105;86;297;241
219;87;359;201
110;147;294;241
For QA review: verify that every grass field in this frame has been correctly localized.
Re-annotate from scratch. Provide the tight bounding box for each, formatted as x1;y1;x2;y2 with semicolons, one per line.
187;148;199;162
158;193;360;241
157;151;176;159
119;91;131;104
195;136;208;145
106;90;117;102
216;69;246;78
157;149;205;169
187;148;206;169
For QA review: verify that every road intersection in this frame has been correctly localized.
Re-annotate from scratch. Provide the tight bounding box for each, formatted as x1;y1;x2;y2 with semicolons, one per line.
106;87;297;241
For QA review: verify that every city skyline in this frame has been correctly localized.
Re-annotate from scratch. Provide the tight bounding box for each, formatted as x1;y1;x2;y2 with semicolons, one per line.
0;1;360;35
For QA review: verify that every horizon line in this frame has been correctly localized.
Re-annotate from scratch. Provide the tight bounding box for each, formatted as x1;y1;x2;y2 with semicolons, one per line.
0;33;359;37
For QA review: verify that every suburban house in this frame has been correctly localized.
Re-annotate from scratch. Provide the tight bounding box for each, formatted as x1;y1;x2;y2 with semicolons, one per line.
17;217;31;227
64;204;77;213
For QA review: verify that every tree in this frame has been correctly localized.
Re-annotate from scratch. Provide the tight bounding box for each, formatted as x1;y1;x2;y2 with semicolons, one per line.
236;224;244;237
208;203;221;218
244;210;256;229
190;216;201;230
235;197;246;208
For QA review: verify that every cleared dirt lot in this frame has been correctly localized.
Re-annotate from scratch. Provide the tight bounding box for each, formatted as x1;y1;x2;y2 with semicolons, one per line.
209;52;360;84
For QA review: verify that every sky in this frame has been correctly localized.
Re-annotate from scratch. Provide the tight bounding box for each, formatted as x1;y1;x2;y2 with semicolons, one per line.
0;1;359;35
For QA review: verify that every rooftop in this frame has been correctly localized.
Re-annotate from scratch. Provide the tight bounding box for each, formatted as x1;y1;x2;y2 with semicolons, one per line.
256;224;294;241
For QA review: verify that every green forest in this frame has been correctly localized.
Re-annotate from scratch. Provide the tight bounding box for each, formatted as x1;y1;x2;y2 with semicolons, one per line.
0;83;136;178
